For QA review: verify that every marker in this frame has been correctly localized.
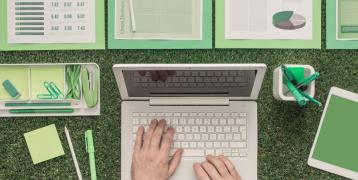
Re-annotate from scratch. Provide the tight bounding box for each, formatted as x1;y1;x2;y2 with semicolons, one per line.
284;72;320;95
85;130;97;180
296;72;320;89
9;109;74;114
282;65;298;85
65;127;83;180
299;91;322;106
283;73;306;107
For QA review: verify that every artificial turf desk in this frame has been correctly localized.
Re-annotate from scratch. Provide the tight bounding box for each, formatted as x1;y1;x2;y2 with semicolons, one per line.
1;10;358;180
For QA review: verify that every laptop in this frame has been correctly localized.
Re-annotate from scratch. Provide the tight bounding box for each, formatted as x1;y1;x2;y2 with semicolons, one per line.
113;64;267;180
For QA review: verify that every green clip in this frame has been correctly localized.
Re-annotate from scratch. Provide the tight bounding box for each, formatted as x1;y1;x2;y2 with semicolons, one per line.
37;81;64;100
37;94;55;99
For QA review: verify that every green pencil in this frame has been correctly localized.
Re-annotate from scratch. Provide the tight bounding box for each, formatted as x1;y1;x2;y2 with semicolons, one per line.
5;102;71;107
9;109;74;114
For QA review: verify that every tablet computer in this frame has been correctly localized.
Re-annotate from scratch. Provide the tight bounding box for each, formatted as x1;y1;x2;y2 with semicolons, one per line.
308;87;358;179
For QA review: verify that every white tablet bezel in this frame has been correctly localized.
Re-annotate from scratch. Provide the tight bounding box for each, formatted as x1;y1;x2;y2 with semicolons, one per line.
308;87;358;179
112;64;267;101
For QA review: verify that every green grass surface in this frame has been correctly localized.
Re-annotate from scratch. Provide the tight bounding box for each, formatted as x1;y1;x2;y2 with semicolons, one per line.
1;2;358;180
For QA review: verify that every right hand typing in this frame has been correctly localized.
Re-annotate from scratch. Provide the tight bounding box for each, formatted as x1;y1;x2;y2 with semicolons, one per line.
193;155;242;180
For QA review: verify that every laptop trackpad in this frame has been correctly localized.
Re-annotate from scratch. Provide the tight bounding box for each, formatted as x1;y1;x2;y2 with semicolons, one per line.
170;159;202;180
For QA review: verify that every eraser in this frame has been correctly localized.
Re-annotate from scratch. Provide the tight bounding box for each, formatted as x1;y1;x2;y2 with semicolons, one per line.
2;80;21;99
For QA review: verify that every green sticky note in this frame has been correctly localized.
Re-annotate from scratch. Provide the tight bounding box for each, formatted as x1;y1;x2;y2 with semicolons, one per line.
30;66;65;99
327;0;358;49
312;95;358;172
24;124;65;164
0;66;29;100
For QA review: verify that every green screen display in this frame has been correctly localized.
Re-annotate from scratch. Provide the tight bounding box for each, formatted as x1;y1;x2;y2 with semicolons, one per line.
313;95;358;172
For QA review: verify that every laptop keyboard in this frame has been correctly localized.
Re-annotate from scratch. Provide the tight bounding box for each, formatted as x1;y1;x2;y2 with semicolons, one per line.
132;112;248;157
132;71;248;88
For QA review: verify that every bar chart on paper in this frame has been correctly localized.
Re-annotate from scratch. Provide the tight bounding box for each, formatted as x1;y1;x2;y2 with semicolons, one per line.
7;0;96;44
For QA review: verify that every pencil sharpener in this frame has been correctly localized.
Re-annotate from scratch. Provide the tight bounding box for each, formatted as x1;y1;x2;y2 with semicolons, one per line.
273;64;316;101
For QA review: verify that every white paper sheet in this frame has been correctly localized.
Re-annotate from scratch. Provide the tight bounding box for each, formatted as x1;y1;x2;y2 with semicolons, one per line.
115;0;203;40
225;0;313;40
7;0;96;44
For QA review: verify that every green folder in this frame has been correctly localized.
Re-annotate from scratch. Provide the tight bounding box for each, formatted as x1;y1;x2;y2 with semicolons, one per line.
0;0;105;51
108;0;212;49
215;0;321;49
327;0;358;49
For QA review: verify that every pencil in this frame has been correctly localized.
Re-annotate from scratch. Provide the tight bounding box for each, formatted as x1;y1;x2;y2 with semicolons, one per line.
128;0;136;32
65;127;83;180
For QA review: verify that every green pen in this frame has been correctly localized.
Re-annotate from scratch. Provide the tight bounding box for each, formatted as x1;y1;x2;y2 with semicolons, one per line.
299;90;322;106
85;130;97;180
283;73;307;107
5;102;71;107
9;108;74;114
296;72;320;89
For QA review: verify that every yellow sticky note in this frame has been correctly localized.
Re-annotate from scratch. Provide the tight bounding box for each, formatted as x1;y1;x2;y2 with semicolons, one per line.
24;124;65;164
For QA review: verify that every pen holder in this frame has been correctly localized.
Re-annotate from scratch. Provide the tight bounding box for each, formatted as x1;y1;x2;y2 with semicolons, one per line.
273;65;316;101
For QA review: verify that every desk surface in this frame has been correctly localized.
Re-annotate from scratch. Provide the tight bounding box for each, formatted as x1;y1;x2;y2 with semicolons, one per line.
1;17;358;180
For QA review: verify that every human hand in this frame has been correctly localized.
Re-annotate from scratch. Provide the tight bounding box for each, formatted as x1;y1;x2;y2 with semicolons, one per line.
138;70;176;82
193;155;241;180
131;119;183;180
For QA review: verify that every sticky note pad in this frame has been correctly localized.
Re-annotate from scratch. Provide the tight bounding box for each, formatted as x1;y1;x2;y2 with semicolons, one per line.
24;124;65;164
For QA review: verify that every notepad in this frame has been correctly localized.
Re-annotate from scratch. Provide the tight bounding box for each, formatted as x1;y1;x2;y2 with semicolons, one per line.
108;0;212;49
0;66;30;100
225;0;312;40
24;124;65;164
7;0;96;44
115;0;202;40
326;0;358;49
215;0;321;48
30;66;65;99
337;0;358;40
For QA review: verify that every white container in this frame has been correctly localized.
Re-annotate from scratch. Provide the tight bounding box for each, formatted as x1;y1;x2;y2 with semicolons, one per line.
0;63;100;117
273;65;315;101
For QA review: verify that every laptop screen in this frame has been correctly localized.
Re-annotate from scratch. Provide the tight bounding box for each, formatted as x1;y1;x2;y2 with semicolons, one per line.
122;70;257;97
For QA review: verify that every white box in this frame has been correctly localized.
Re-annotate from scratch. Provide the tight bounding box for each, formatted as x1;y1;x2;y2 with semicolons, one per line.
0;63;100;117
273;65;315;101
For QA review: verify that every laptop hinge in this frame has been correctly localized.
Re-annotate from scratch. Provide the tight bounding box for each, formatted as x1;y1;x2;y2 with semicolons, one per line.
149;97;230;106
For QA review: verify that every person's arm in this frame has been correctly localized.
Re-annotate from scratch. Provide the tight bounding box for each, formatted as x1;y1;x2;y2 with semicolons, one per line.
131;119;183;180
193;155;242;180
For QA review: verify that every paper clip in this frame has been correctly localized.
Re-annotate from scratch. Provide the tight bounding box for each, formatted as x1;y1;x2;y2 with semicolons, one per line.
37;81;64;100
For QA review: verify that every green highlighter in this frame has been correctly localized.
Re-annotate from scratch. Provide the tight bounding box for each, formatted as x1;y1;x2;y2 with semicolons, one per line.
85;130;97;180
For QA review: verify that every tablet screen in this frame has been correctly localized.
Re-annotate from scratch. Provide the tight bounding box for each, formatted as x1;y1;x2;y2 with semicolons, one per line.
312;95;358;172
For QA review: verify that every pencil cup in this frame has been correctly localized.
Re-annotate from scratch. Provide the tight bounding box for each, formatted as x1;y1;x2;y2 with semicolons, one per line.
273;65;316;101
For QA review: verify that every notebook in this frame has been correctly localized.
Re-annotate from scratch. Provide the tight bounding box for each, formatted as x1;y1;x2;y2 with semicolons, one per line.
327;0;358;49
215;0;321;49
108;0;212;49
0;0;105;51
308;87;358;179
